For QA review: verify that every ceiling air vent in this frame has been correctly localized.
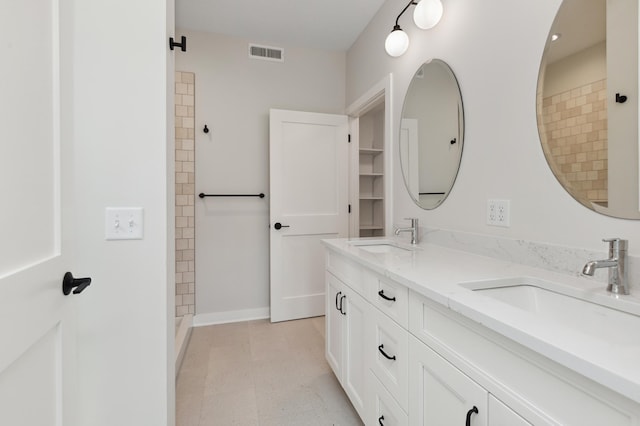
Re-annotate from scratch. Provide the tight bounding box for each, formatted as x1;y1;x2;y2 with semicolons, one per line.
249;44;284;62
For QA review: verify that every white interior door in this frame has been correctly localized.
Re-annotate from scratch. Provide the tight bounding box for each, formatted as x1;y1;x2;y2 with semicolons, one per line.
270;109;349;322
0;1;78;424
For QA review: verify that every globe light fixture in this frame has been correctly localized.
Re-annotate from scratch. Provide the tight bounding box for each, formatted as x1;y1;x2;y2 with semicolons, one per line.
413;0;443;30
384;0;444;57
385;25;410;57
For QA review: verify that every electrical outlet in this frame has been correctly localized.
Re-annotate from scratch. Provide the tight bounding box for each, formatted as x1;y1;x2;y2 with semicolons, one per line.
487;199;510;227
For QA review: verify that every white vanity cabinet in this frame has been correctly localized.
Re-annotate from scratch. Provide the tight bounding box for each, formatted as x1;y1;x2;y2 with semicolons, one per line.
409;290;640;425
326;250;410;425
325;245;640;426
325;249;526;426
325;272;369;419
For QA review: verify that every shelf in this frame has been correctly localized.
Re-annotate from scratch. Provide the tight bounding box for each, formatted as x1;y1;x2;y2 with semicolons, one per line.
360;148;383;155
359;225;384;230
356;104;385;238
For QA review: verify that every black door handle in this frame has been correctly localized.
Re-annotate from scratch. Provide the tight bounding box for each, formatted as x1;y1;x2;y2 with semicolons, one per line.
378;344;396;360
274;222;290;230
62;272;92;295
379;415;385;425
465;406;478;426
340;295;346;315
335;291;342;311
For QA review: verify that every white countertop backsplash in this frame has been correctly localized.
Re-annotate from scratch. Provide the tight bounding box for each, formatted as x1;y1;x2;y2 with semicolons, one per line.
323;230;640;404
420;227;640;291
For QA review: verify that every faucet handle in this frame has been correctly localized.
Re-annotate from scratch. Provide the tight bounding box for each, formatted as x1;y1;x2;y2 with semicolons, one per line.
603;238;628;252
403;217;418;224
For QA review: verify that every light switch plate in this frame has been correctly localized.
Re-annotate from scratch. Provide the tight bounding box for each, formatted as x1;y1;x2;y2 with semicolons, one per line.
105;207;144;240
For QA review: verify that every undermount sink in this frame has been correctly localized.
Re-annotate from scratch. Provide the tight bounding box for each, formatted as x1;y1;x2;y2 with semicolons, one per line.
347;239;415;254
460;277;640;346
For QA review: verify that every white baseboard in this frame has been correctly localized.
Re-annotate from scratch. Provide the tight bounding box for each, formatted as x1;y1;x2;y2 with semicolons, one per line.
194;307;270;327
175;314;193;376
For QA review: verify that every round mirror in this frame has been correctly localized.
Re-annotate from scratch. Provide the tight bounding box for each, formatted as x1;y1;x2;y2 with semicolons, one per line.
400;59;464;209
537;0;640;219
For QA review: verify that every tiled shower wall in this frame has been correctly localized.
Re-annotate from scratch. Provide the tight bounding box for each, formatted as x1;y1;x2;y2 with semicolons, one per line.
540;79;608;205
175;71;195;317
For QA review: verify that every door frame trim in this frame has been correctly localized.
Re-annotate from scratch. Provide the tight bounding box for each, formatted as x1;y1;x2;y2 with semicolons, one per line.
345;74;394;237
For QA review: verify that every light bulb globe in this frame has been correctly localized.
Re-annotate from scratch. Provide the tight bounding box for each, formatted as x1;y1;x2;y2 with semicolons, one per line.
385;29;409;57
413;0;443;30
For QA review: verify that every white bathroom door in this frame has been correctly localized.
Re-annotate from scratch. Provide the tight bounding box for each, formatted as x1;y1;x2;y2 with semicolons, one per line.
269;109;349;322
0;1;79;425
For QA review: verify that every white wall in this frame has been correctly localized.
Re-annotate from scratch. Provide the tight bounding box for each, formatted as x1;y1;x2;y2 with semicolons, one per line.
347;0;640;256
543;42;606;97
176;31;346;320
68;0;174;424
607;0;639;218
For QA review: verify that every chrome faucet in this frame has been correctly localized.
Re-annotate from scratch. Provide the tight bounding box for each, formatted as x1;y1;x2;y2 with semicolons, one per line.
582;238;629;295
395;218;419;245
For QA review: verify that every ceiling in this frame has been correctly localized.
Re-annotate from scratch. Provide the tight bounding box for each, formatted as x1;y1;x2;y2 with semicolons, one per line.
175;0;388;51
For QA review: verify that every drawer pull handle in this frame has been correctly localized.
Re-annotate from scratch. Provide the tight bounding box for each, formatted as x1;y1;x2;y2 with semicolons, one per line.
340;295;346;315
378;344;396;361
335;291;342;311
465;406;478;426
378;289;396;302
378;415;385;426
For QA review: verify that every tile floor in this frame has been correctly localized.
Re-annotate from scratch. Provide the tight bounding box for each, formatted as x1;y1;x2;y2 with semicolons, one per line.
176;316;363;426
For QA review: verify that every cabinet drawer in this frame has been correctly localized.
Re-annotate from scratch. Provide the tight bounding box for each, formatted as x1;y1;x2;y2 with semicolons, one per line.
326;251;364;293
370;307;409;411
368;372;408;426
369;276;408;328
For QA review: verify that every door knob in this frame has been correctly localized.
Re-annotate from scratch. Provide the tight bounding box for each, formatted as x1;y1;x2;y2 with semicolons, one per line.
62;272;92;295
274;222;290;230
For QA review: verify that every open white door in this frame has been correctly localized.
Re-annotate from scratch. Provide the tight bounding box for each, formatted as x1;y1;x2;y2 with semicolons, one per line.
269;109;349;322
0;1;79;424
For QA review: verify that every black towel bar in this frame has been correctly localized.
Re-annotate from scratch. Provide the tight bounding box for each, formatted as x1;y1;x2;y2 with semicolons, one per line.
199;193;265;198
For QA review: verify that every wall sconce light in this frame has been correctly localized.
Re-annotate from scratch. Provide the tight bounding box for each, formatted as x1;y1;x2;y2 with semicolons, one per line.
385;0;443;57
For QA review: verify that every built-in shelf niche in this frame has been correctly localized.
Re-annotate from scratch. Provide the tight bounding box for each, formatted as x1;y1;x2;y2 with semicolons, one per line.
357;104;385;237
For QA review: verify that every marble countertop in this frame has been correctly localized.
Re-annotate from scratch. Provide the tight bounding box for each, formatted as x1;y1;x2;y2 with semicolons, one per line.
322;237;640;404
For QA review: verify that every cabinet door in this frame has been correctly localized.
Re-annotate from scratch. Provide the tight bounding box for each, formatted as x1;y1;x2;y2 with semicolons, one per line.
409;336;487;426
342;285;369;419
325;272;344;378
488;395;531;426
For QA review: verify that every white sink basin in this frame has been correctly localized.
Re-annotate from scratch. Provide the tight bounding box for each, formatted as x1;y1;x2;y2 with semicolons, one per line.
461;278;640;346
347;239;415;254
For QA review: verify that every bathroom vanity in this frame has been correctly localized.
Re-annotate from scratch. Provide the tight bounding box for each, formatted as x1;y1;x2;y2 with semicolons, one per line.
323;238;640;425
